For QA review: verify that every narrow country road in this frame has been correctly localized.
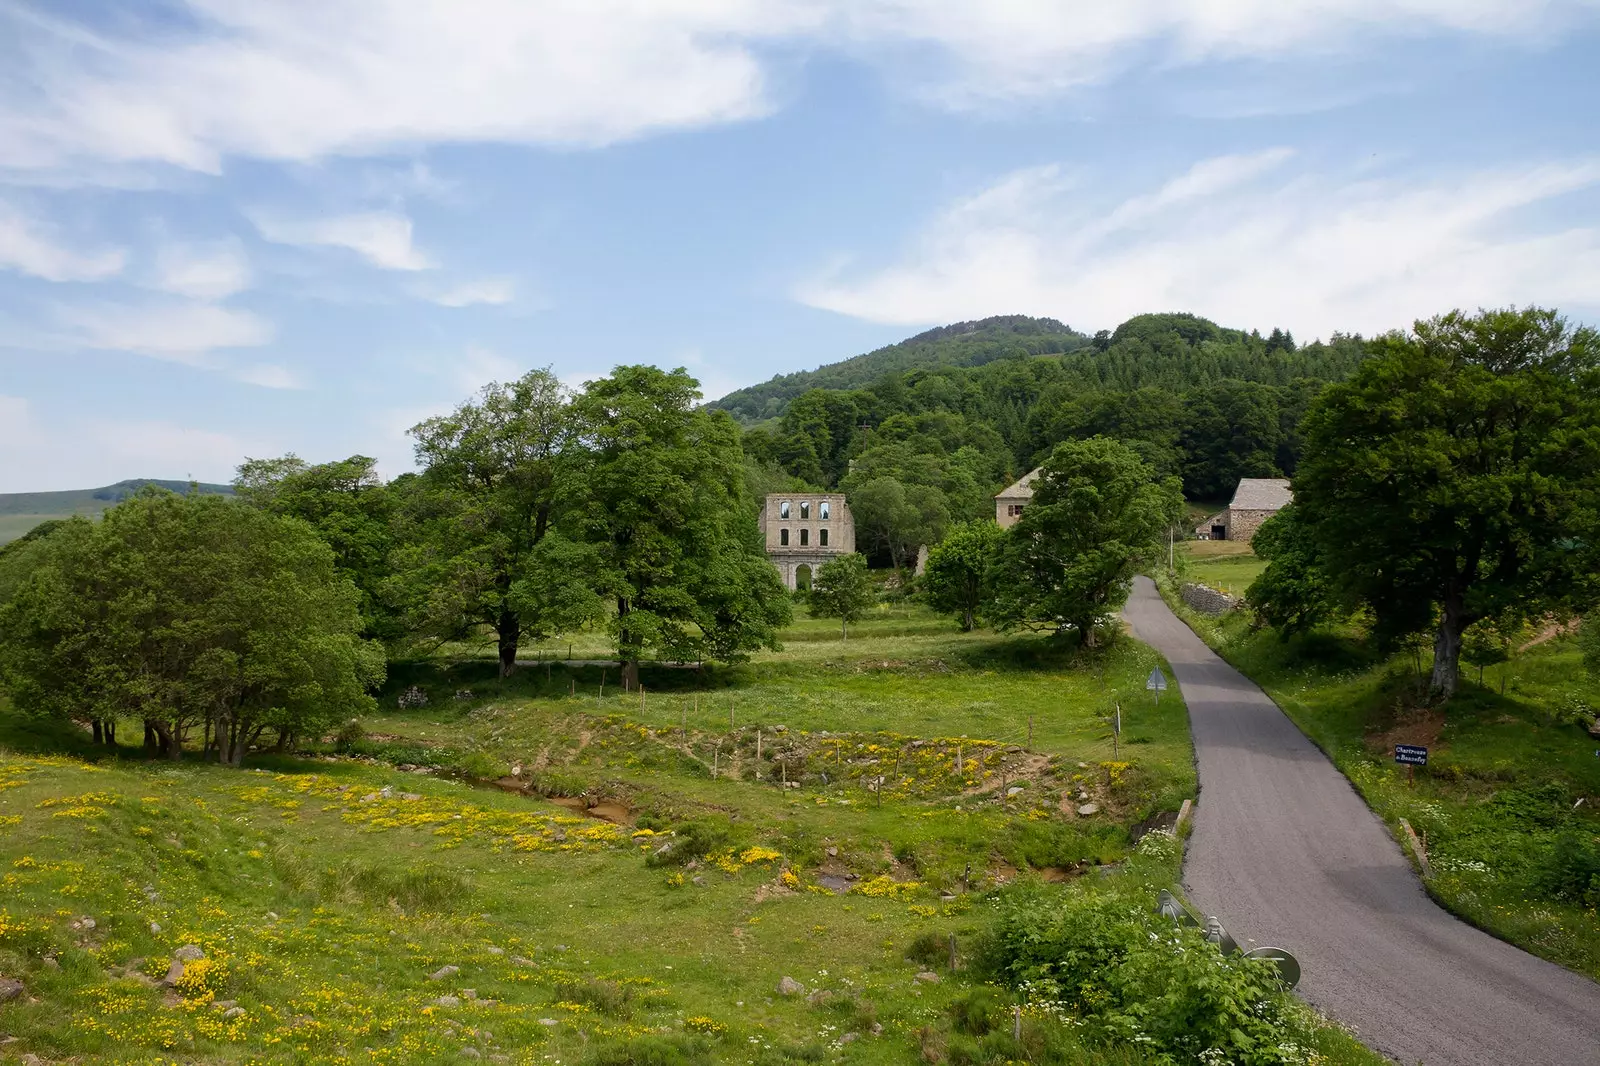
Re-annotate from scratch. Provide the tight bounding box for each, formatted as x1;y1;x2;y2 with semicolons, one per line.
1123;577;1600;1066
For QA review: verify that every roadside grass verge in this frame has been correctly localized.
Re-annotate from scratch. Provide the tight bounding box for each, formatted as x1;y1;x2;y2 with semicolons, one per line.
1155;565;1600;981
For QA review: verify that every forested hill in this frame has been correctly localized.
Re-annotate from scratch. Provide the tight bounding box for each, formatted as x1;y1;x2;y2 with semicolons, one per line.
711;315;1089;421
738;313;1372;554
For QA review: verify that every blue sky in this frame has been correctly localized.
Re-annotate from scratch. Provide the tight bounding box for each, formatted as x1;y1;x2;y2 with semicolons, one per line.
1;1;1598;491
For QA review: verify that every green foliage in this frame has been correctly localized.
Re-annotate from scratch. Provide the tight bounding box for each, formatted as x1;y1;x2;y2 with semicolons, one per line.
1245;506;1342;638
1534;831;1600;908
1177;380;1284;499
1295;306;1600;696
989;438;1182;644
0;489;381;763
1580;616;1600;678
922;521;1004;631
586;1034;713;1066
571;366;791;685
807;554;875;640
978;883;1315;1065
845;476;947;570
234;453;402;643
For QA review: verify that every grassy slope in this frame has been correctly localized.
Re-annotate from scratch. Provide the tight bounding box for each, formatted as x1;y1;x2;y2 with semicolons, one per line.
0;606;1383;1066
1182;541;1266;596
0;481;234;544
1159;554;1600;981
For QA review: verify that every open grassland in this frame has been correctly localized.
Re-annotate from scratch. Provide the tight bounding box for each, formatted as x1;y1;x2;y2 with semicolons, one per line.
1157;577;1600;981
0;515;71;546
0;606;1383;1065
1181;542;1267;596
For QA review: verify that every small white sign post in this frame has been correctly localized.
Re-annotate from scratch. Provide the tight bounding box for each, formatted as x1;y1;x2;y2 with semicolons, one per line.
1146;667;1168;707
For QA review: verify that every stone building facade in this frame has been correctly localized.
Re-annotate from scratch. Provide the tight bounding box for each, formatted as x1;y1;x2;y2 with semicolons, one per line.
994;467;1043;529
759;493;855;590
1204;478;1292;544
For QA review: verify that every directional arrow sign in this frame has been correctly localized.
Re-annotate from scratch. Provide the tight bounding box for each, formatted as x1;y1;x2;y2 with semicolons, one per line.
1146;668;1168;691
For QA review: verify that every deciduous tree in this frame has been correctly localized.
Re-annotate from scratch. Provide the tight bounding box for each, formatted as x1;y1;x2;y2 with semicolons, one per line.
922;521;1003;631
808;553;874;640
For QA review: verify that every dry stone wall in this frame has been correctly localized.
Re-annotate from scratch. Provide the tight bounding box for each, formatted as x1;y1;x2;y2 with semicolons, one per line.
1181;583;1241;615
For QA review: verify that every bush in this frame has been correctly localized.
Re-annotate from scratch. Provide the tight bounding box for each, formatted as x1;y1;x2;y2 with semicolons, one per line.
1534;832;1600;907
586;1034;711;1066
556;977;634;1018
947;987;1005;1037
1487;783;1572;829
645;817;742;868
977;883;1315;1065
905;930;951;969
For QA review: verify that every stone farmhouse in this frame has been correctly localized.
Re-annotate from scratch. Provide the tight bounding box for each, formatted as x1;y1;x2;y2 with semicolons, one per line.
994;468;1043;528
759;493;855;590
1203;478;1293;544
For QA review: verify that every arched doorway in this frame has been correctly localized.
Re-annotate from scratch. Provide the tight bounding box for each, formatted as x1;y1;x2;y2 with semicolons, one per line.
795;563;812;591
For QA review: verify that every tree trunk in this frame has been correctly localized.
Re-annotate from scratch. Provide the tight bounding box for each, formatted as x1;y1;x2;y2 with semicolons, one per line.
621;658;640;692
105;720;115;746
841;617;848;642
92;720;103;744
616;597;638;691
151;720;180;760
497;610;520;678
1430;597;1468;698
144;720;159;757
961;608;974;633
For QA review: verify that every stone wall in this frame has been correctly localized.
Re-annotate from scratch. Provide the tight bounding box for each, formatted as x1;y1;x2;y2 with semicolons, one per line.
1181;583;1240;615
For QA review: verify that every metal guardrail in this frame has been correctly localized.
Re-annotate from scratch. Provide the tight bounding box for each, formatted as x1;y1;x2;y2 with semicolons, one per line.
1157;888;1302;989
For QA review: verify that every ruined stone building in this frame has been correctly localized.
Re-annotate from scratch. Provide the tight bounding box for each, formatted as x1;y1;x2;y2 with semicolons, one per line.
759;493;855;589
1203;478;1293;543
994;468;1042;528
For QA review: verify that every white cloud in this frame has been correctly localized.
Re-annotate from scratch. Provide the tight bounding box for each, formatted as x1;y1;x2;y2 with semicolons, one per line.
0;202;126;281
151;239;252;299
251;210;432;271
67;301;274;363
0;395;258;492
428;277;516;307
795;154;1600;339
233;363;303;390
3;2;1595;171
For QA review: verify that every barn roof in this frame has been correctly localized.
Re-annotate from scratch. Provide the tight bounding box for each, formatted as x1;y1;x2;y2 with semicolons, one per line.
1229;478;1293;511
995;467;1043;500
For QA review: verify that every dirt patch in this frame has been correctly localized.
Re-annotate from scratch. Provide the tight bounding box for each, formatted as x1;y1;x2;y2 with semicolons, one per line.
1368;707;1446;754
1131;810;1178;842
752;882;798;904
1034;865;1084;883
548;796;633;825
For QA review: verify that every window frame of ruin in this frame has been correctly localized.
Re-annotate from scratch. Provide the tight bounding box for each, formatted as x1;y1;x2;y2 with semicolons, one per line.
819;500;830;520
779;500;791;519
819;528;829;547
780;528;790;546
800;528;809;547
800;501;811;520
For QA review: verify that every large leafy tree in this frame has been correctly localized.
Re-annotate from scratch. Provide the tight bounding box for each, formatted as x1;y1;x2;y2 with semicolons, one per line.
1178;380;1283;499
922;521;1004;631
989;437;1182;644
571;365;790;689
393;369;596;676
1296;307;1600;697
1245;505;1343;638
234;454;401;643
808;553;875;640
0;491;381;762
847;476;948;571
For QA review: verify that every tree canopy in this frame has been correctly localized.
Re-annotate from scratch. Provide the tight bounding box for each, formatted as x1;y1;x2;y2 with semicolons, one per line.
808;553;875;641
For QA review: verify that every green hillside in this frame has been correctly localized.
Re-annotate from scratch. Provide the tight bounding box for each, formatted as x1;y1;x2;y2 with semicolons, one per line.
710;315;1090;422
0;479;233;544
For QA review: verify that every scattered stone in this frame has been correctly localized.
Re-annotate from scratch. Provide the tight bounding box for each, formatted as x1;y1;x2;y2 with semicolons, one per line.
461;990;477;1001
914;972;940;984
429;965;461;982
161;960;186;987
0;978;23;1003
70;916;96;931
435;995;461;1008
509;956;535;968
41;957;59;970
511;764;522;777
870;1023;884;1036
173;945;205;963
150;922;162;934
266;912;280;921
777;976;804;996
1006;787;1024;797
224;1007;246;1019
1006;745;1023;754
1077;803;1100;817
400;793;422;801
772;725;787;733
460;1048;481;1060
553;945;568;953
379;786;394;799
22;1054;42;1066
806;989;834;1006
212;1000;237;1010
825;846;838;857
539;1018;560;1027
485;946;505;956
940;894;958;903
840;1033;860;1044
361;793;380;803
691;876;707;888
1077;762;1089;769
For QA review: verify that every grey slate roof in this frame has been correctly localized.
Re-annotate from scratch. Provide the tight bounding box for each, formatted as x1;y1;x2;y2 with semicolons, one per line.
995;467;1043;500
1228;478;1293;511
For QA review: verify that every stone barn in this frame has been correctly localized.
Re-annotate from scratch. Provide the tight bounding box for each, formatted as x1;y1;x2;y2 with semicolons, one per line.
994;468;1043;529
1207;478;1292;544
759;493;855;590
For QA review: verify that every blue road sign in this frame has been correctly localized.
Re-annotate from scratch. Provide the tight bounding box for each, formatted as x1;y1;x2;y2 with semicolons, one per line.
1395;744;1428;766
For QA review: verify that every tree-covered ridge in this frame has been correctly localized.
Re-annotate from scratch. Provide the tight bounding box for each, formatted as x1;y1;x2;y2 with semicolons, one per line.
709;314;1088;422
738;312;1373;554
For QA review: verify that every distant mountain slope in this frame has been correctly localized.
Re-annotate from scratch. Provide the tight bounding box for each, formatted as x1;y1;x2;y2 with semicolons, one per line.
709;314;1089;421
0;479;233;544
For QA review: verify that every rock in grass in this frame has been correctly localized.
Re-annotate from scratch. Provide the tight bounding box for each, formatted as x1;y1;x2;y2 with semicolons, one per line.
429;965;461;981
223;1007;246;1020
173;945;205;963
914;971;940;984
1077;803;1100;817
777;976;804;996
0;977;23;1002
435;995;461;1008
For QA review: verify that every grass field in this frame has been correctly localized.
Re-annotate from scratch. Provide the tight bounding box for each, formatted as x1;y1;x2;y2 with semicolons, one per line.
1155;575;1600;981
0;603;1390;1065
1181;541;1267;596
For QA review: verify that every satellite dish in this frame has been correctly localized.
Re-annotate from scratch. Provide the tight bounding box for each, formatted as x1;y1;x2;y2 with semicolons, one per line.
1244;946;1302;989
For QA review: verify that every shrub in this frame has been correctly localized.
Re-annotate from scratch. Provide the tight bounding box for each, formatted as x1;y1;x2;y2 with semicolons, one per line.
947;987;1004;1037
905;930;951;969
645;817;742;868
1534;832;1600;907
586;1035;711;1066
556;977;634;1018
1486;783;1572;828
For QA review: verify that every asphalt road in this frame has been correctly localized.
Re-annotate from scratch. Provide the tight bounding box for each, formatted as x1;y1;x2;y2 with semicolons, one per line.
1123;576;1600;1066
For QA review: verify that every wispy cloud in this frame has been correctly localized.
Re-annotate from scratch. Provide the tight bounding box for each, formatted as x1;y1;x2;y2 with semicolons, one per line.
233;363;304;390
4;2;1595;172
66;301;274;364
251;210;432;271
0;201;126;282
795;154;1600;338
151;239;253;299
427;277;516;307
